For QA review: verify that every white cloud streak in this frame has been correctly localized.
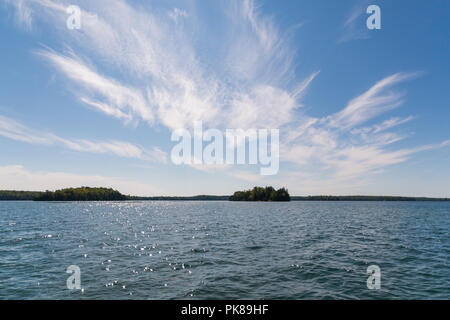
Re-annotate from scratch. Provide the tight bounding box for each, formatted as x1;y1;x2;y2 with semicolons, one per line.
37;50;153;124
3;0;33;30
0;115;167;163
327;73;417;130
339;2;371;43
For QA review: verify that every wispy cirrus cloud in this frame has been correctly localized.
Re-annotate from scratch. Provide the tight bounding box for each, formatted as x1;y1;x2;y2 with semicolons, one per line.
7;0;315;131
36;50;153;124
338;1;371;43
0;114;167;163
326;73;418;130
325;140;450;180
281;72;449;181
3;0;33;30
351;116;415;136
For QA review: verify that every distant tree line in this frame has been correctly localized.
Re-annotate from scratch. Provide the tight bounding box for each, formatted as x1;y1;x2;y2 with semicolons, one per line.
0;190;44;201
290;195;450;201
33;187;129;201
129;195;229;201
229;186;291;202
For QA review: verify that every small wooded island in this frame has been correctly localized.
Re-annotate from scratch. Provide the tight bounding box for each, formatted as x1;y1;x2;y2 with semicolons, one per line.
229;186;291;202
34;187;128;201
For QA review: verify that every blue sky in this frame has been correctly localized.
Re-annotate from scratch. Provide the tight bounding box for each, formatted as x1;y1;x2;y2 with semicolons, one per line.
0;0;449;196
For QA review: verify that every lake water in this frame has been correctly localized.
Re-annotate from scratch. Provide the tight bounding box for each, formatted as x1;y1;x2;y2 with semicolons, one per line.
0;201;448;299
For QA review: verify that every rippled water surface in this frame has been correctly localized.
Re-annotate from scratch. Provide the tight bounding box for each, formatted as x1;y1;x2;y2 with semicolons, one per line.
0;201;448;299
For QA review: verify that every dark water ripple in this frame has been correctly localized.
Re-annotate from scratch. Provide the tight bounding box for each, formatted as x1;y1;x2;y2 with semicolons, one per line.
0;201;448;299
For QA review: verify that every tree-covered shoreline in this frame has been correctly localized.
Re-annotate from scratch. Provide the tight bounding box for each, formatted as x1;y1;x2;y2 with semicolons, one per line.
0;190;44;201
